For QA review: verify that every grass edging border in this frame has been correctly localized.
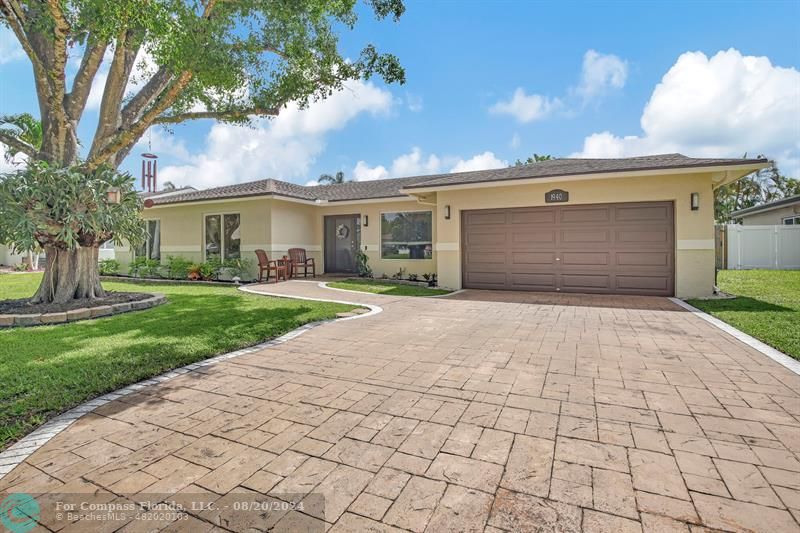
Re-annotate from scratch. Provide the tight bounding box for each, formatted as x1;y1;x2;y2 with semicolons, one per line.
669;297;800;376
319;281;464;299
0;293;166;328
0;286;382;480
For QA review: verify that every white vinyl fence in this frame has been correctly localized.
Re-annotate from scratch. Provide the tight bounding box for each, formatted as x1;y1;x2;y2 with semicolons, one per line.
726;224;800;270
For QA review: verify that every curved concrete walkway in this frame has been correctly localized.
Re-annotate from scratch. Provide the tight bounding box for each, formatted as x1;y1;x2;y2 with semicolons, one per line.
1;281;798;532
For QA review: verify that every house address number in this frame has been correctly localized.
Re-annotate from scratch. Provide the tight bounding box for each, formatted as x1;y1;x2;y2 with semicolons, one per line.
545;189;569;203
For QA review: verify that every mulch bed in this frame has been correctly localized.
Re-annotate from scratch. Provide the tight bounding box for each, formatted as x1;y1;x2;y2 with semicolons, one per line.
0;292;150;315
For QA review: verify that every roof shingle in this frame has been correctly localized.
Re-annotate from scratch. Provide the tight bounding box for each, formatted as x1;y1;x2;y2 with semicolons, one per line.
148;153;766;206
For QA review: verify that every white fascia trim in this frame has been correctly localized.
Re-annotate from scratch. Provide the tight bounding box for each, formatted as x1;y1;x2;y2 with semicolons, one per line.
148;194;419;210
399;163;768;195
669;298;799;376
676;239;715;250
733;201;800;219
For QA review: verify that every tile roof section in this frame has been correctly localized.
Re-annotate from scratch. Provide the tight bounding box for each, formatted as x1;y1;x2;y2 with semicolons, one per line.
148;154;767;206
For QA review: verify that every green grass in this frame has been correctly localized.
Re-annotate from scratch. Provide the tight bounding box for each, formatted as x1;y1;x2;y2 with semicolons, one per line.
688;270;800;360
328;278;451;297
0;273;354;449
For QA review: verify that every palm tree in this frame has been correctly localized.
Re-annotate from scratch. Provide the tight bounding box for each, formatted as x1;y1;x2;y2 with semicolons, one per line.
513;154;553;166
318;171;347;185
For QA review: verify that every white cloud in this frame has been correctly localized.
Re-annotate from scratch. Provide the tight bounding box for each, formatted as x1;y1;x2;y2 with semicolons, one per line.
510;133;521;149
352;148;507;181
571;49;800;174
0;28;24;64
489;88;561;123
406;93;423;112
450;151;507;173
575;50;628;102
157;80;393;189
0;144;28;173
352;147;441;182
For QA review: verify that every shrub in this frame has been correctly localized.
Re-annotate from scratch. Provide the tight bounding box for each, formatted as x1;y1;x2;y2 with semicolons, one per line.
166;256;193;279
98;258;121;275
355;249;373;278
199;258;223;280
129;257;161;278
407;273;418;282
223;257;253;280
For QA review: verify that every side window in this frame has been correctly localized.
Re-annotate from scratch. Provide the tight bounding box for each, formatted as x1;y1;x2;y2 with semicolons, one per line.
135;220;160;260
205;213;240;260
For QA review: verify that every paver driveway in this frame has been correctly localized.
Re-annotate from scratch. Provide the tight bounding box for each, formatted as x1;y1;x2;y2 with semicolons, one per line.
1;281;799;532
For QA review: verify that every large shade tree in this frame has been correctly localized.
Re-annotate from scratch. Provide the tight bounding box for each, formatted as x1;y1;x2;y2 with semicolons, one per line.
0;0;405;304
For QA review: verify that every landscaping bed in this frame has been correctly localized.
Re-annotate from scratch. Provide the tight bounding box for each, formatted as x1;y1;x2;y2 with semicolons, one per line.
0;273;356;449
0;291;149;314
688;270;799;360
328;278;452;297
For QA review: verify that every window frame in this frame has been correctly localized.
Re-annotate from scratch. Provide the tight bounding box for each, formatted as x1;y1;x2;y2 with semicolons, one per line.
782;215;800;225
379;209;434;261
135;219;161;260
203;212;241;262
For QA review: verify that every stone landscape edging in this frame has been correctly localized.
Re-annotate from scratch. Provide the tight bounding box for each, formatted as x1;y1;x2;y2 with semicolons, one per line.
0;293;166;328
0;285;381;480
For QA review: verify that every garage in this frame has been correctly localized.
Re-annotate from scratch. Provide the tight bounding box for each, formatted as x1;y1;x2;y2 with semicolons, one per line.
461;201;675;296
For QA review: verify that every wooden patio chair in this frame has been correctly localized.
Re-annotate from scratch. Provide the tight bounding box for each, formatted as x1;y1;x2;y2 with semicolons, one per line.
288;248;315;278
255;249;286;283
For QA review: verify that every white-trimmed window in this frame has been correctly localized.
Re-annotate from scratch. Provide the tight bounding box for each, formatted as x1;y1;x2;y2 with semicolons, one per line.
381;211;433;260
205;213;241;261
135;220;160;260
782;216;800;225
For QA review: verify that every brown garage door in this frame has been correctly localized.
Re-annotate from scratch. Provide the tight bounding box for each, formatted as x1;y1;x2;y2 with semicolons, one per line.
462;202;674;296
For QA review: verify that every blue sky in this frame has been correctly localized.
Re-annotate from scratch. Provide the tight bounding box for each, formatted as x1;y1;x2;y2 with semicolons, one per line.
1;0;799;189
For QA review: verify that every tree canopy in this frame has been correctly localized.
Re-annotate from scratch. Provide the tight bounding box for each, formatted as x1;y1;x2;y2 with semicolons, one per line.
318;170;347;184
0;0;406;169
513;154;553;166
715;163;800;222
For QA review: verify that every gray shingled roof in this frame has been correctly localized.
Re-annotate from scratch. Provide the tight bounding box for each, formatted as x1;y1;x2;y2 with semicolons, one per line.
148;153;766;206
730;193;800;218
401;154;767;190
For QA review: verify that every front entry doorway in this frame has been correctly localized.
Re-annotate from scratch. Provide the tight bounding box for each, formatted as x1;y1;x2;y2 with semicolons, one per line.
324;214;361;273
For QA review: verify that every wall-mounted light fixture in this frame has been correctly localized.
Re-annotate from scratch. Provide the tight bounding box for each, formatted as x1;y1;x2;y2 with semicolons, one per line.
363;214;369;227
690;192;700;211
444;205;451;220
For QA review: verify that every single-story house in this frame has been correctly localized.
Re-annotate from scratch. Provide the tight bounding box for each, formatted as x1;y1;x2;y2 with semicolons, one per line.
120;153;767;298
730;194;800;225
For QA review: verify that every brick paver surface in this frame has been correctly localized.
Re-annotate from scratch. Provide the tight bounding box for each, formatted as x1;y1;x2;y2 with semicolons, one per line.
2;281;799;532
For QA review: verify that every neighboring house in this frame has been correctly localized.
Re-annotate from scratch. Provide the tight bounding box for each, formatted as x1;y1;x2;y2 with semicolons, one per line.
119;154;767;298
730;194;800;225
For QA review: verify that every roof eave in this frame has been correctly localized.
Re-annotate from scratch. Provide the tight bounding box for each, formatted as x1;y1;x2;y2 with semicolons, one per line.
400;161;770;194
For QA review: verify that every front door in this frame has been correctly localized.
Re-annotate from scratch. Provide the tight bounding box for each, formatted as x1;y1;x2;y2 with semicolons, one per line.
324;215;361;273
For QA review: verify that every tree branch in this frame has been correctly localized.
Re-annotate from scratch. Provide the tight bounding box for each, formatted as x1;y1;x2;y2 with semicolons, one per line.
120;67;173;128
152;107;279;124
0;131;36;158
89;29;140;159
0;1;49;95
65;40;109;120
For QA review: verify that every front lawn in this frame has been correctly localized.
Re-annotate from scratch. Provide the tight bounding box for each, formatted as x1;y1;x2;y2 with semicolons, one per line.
688;270;800;360
328;278;451;297
0;273;355;449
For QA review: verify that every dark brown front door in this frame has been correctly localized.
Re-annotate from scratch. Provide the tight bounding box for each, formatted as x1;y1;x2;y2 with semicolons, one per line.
324;215;361;273
461;202;674;296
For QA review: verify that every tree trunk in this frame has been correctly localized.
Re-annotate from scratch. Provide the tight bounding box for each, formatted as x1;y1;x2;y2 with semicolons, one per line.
31;246;106;304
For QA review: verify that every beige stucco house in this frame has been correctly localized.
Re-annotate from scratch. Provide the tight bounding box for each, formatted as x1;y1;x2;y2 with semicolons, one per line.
120;154;767;298
731;194;800;225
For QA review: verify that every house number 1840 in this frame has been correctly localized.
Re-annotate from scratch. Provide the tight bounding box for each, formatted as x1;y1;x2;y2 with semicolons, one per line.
545;189;569;203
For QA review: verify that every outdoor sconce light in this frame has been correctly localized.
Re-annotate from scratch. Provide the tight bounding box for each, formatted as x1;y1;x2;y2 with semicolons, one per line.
444;205;451;220
691;192;700;211
363;214;368;227
107;187;121;204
